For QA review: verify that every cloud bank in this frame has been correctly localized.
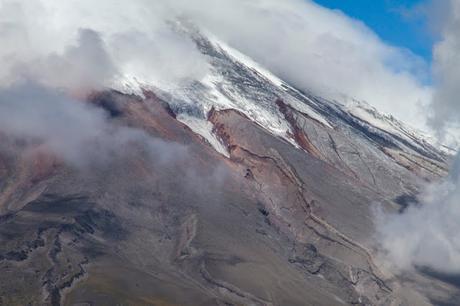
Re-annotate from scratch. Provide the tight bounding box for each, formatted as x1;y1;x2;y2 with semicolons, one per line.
0;81;187;168
428;0;460;134
376;171;460;273
178;0;433;130
376;0;460;275
0;0;433;130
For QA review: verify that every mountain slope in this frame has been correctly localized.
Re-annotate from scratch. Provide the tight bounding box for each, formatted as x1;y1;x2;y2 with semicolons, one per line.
0;28;457;306
117;27;448;192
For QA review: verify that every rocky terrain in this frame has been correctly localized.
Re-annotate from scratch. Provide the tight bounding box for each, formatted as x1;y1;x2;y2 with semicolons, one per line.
0;28;458;306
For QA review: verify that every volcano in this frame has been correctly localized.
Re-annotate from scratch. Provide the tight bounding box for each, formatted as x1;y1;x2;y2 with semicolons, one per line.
0;27;457;306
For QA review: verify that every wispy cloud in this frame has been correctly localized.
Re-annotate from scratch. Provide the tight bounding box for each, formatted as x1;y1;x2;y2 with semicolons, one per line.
12;29;117;91
376;0;460;275
428;1;460;134
376;171;460;273
0;81;187;168
0;0;433;129
174;0;433;130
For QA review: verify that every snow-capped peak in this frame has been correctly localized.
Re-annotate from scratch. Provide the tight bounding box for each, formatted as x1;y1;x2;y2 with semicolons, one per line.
112;25;451;162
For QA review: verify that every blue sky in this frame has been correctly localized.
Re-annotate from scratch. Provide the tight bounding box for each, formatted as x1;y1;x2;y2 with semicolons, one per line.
313;0;433;62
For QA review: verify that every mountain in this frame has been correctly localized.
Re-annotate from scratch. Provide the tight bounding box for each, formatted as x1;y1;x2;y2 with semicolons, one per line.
0;27;457;306
118;27;448;191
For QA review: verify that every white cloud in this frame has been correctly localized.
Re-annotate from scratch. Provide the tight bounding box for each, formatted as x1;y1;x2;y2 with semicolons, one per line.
0;0;210;91
376;168;460;273
0;0;433;130
376;0;460;275
13;29;118;91
171;0;433;130
428;0;460;134
0;81;187;168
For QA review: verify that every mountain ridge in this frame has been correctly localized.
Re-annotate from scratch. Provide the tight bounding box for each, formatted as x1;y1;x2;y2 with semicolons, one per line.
114;26;450;162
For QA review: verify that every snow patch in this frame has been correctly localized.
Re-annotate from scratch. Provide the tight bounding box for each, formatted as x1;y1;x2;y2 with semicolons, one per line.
205;32;286;87
284;95;333;129
346;100;452;156
200;72;296;146
111;75;147;98
177;114;230;158
205;32;332;129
